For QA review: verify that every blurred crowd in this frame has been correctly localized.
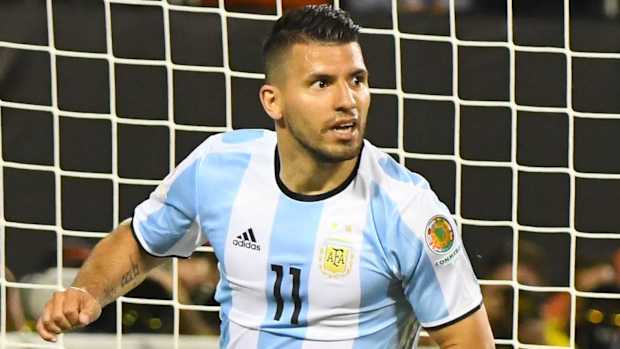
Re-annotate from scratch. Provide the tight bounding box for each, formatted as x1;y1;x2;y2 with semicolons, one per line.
164;0;452;15
478;242;620;349
166;0;620;18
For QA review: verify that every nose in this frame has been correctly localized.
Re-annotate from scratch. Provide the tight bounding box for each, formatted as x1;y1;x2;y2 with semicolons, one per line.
334;81;357;114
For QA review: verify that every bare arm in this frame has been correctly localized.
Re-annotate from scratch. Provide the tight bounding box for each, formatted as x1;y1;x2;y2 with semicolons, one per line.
36;221;166;342
427;305;495;349
72;221;164;306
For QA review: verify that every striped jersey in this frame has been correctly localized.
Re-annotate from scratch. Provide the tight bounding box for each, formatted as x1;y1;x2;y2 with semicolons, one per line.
132;129;482;349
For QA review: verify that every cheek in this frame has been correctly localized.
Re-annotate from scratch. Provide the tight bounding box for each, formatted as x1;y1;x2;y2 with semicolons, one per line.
359;91;371;111
358;97;370;126
285;95;328;127
284;92;311;116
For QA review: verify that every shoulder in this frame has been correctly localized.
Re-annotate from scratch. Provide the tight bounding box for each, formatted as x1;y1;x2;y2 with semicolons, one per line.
184;129;276;163
168;129;274;179
358;140;433;207
205;129;276;153
359;140;453;239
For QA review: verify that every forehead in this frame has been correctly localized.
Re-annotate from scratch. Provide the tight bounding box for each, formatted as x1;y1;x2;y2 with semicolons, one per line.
286;41;366;76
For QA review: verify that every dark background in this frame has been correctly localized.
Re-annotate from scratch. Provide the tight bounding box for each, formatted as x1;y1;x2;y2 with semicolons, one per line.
0;0;619;342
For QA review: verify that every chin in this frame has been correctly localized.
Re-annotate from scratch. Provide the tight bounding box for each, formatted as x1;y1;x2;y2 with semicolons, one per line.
315;142;363;163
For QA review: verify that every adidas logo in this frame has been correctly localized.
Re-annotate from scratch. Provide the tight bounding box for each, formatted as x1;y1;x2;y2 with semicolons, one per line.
232;228;261;251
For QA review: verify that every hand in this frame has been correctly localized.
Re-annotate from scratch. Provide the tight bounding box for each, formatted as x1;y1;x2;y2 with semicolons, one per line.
36;287;102;342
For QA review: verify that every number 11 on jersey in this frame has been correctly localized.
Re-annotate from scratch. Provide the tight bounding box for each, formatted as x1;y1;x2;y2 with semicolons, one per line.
271;264;302;324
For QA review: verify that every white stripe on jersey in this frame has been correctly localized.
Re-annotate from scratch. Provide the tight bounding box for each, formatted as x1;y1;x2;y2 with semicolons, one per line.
227;321;262;349
302;338;355;349
224;144;281;340
302;180;368;344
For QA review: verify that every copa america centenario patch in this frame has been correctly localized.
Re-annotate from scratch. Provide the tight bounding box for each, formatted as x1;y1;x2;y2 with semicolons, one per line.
425;215;455;255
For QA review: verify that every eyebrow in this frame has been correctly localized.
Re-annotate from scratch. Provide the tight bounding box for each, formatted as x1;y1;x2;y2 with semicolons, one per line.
306;73;335;83
350;68;368;78
305;68;368;82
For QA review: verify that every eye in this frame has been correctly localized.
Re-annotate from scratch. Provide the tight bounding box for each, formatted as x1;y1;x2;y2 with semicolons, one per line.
316;80;328;88
352;75;365;86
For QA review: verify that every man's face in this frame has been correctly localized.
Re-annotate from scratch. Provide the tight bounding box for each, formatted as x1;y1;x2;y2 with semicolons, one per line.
276;41;370;162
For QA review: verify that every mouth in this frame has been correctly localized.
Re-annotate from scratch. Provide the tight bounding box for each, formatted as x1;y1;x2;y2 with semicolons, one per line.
328;119;358;140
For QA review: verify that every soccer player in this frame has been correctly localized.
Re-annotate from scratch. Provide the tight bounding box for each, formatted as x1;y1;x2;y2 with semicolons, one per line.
37;5;494;348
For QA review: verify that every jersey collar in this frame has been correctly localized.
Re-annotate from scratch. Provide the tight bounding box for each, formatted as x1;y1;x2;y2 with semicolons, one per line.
273;144;363;202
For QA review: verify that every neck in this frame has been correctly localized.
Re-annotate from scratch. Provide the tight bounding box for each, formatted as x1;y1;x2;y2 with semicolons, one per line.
276;138;359;197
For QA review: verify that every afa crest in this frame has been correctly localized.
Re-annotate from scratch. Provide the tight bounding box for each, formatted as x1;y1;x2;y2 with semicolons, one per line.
425;215;455;254
320;240;353;277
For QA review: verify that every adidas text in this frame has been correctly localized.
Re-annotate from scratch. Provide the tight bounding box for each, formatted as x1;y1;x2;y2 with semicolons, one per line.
233;239;261;251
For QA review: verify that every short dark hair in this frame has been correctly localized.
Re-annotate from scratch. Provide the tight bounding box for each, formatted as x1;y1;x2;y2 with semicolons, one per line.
263;5;360;82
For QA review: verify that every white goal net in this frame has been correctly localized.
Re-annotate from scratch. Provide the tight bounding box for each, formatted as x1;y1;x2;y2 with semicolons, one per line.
1;0;619;348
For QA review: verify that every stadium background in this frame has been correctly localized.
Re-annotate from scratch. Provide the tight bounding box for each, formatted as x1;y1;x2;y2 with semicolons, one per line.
1;0;619;348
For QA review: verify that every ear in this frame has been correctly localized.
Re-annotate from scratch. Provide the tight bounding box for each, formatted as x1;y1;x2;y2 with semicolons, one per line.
259;83;283;121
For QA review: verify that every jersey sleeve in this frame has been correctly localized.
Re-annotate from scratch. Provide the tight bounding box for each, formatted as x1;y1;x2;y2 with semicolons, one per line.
131;139;211;258
397;189;482;329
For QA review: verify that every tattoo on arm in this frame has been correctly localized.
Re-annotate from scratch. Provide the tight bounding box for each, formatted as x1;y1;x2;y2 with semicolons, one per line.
98;257;141;305
120;257;141;288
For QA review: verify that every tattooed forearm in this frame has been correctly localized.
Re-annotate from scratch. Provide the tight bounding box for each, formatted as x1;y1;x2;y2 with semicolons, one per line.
96;258;142;306
69;224;163;309
120;257;141;287
102;285;116;304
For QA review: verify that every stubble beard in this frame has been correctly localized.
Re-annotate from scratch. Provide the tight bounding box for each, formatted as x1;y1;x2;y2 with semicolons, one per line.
286;118;364;163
